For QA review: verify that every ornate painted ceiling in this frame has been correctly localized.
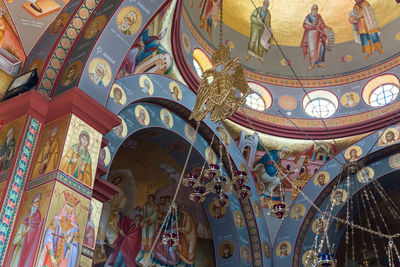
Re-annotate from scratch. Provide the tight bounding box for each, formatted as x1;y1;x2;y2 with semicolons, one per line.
183;0;400;80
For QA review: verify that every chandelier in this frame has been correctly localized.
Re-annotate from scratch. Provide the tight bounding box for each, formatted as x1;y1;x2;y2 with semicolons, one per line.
161;202;179;247
183;142;251;207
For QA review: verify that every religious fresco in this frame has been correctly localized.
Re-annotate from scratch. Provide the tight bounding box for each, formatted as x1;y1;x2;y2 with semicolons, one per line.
30;115;69;180
109;84;127;106
103;75;272;267
59;114;102;188
2;0;69;54
0;180;7;203
0;4;26;95
37;182;90;266
83;198;102;250
349;0;384;59
84;15;107;40
116;3;173;79
0;116;26;173
94;140;215;267
182;0;400;81
60;60;82;87
88;57;112;88
4;181;53;267
377;126;400;146
340;92;360;108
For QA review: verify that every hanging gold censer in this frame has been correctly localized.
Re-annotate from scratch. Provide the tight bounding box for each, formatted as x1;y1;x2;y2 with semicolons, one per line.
189;0;251;123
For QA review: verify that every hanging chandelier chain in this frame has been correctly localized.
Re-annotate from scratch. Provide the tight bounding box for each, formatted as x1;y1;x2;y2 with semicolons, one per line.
359;188;380;260
219;0;223;46
144;121;201;264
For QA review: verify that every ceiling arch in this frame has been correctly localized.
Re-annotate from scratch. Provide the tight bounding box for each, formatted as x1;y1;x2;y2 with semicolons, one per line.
273;123;400;266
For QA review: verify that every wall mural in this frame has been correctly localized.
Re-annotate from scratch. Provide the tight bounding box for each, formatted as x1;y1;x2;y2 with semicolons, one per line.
0;116;26;173
59;114;102;188
94;144;215;267
30;115;69;180
51;0;123;97
98;89;273;267
4;181;53;267
116;2;173;79
37;182;90;266
104;73;272;266
0;3;26;95
272;122;400;266
183;0;400;79
78;0;170;105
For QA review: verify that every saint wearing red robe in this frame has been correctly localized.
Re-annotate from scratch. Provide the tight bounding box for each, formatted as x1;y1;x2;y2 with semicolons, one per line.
301;4;331;71
7;193;43;267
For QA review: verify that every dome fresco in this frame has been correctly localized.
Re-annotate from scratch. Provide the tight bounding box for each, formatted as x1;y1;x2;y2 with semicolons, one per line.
0;1;400;267
183;0;400;80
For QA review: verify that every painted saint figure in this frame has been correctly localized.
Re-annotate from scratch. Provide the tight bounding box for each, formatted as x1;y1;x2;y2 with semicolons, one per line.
118;11;137;35
246;0;271;64
0;128;15;172
37;191;80;267
349;0;384;59
32;126;60;178
253;147;291;196
83;203;95;248
140;194;159;250
301;4;332;71
8;193;43;267
199;0;221;40
178;204;197;265
89;63;107;87
60;131;93;186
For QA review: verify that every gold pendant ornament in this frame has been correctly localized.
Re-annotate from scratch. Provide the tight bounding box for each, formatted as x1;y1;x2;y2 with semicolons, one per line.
189;44;252;122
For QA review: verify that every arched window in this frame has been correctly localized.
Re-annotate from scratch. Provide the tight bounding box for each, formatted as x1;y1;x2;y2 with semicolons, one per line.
302;90;338;119
246;82;272;111
192;48;213;78
362;74;400;107
368;84;399;107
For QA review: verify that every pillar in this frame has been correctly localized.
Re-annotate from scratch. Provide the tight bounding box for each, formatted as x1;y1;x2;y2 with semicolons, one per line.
0;88;120;266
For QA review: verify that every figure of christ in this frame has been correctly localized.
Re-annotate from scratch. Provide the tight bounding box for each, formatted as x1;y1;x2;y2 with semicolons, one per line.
178;204;197;265
32;126;60;178
301;4;332;71
8;193;43;267
37;191;80;267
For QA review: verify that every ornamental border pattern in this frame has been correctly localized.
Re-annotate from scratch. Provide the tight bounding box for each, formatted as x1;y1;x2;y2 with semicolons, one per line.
181;7;400;88
81;245;94;258
0;117;40;265
57;171;93;199
26;171;58;190
37;0;101;96
242;199;263;267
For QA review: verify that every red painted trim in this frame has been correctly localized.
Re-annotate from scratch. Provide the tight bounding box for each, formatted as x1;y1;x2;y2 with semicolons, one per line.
92;175;120;203
171;0;201;93
47;87;121;134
